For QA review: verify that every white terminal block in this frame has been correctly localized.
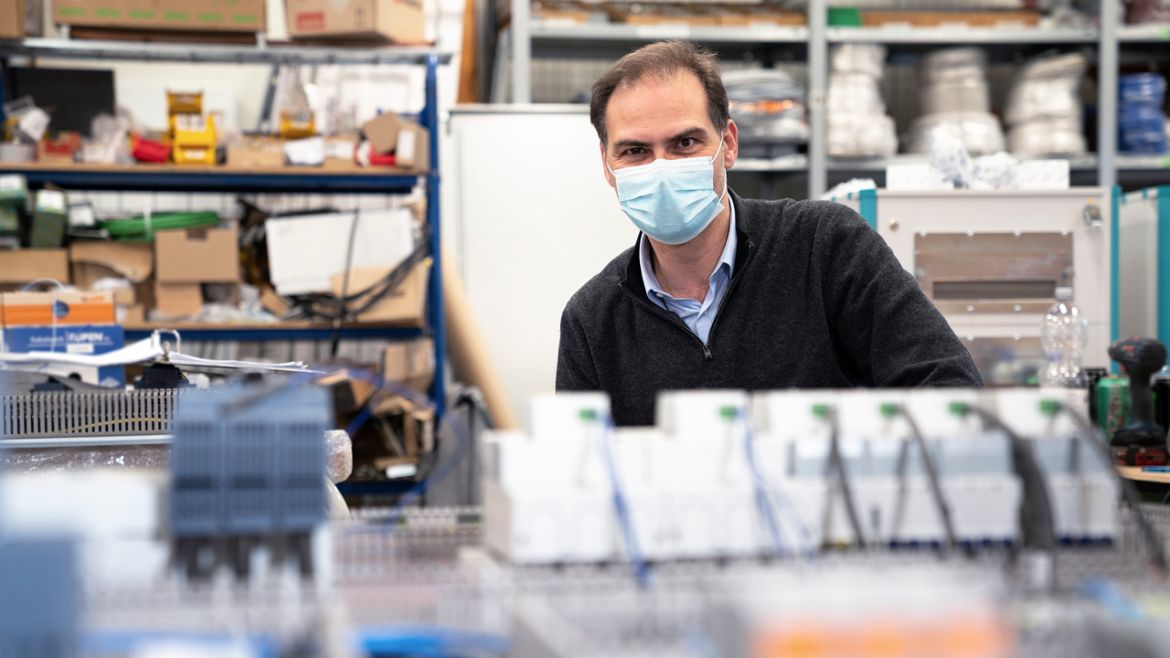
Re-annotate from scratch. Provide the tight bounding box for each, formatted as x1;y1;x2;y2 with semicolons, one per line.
483;388;1119;566
483;392;616;564
987;388;1118;542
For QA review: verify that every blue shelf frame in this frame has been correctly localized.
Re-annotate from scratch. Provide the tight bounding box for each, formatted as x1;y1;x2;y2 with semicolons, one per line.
0;51;448;418
0;167;422;193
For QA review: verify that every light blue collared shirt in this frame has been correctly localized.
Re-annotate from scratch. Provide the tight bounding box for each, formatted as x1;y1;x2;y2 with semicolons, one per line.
638;204;737;346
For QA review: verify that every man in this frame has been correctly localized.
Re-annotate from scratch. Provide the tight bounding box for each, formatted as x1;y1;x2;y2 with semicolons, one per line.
557;41;982;426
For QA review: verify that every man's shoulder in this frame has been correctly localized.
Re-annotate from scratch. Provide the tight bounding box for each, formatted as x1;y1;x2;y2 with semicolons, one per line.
563;245;635;322
738;196;864;235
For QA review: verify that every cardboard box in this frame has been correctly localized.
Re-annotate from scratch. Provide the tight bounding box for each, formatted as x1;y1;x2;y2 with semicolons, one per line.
2;290;115;327
0;0;24;39
0;249;70;285
328;259;429;326
155;226;239;283
153;282;203;317
117;303;146;325
227;137;284;169
285;0;425;43
382;337;434;393
361;112;429;171
70;241;154;287
2;324;125;386
53;0;266;32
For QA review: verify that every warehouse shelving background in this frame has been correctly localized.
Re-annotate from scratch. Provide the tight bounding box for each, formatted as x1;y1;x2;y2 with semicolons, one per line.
0;43;453;416
506;0;1170;198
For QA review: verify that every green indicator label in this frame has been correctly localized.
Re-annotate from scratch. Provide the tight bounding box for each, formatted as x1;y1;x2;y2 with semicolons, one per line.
1160;27;1170;40
59;7;85;16
1162;155;1170;169
129;10;156;19
232;13;259;24
94;8;121;17
164;11;190;21
197;12;224;23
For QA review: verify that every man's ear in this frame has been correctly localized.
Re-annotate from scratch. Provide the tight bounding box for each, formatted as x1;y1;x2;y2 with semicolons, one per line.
600;142;616;188
723;120;739;170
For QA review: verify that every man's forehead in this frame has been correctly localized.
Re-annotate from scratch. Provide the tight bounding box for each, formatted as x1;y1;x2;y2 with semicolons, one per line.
605;71;712;141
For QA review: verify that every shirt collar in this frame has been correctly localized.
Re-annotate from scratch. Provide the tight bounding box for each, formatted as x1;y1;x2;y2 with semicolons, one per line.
639;202;737;302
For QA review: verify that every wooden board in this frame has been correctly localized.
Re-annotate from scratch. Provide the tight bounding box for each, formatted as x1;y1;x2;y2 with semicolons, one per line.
69;27;259;45
1119;466;1170;485
861;11;1040;27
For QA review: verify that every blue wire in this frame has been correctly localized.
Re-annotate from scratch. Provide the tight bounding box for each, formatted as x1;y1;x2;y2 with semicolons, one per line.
601;416;652;588
358;626;511;657
741;414;787;557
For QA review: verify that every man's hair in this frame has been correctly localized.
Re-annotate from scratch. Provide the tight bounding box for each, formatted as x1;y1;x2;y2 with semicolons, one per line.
589;40;729;145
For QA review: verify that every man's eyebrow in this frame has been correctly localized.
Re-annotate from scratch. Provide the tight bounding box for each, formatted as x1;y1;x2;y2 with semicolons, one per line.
611;127;709;152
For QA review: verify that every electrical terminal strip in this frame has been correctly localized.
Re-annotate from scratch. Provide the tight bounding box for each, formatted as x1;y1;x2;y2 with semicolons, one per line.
483;388;1119;565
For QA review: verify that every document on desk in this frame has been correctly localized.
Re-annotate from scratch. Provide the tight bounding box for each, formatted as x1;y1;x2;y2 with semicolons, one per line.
0;332;314;373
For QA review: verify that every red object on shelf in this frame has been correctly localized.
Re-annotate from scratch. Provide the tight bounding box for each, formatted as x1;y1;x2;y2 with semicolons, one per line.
368;150;397;167
132;135;171;163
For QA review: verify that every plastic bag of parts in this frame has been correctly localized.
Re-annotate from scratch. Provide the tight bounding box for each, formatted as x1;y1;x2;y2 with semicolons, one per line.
922;77;991;115
828;113;898;157
1009;118;1087;158
325;429;353;484
920;47;988;86
1;445;169;473
82;113;133;165
1119;73;1170;154
828;72;887;115
929;136;1021;190
1003;53;1088;157
907;111;1006;156
827;44;897;158
724;70;809;145
830;43;886;79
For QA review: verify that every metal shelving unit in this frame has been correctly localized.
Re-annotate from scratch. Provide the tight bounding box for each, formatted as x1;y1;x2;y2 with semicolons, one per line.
0;44;453;415
509;0;1170;197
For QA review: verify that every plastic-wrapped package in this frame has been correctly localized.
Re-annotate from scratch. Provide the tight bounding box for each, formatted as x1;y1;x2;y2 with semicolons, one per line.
829;113;898;157
921;77;991;115
1119;73;1169;154
908;112;1006;156
912;48;1003;156
724;70;809;146
929;134;974;187
325;429;354;484
1004;53;1087;157
970;152;1020;190
1009;120;1087;158
828;72;887;115
830;44;886;79
827;44;897;158
920;47;988;87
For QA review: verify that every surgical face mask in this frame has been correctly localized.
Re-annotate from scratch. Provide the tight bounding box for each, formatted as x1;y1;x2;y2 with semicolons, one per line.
607;141;728;246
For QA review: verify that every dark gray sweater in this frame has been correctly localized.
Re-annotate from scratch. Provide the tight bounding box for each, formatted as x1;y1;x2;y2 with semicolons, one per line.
556;192;982;426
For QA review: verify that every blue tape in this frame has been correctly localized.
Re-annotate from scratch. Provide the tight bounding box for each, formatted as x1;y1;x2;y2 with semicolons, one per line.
858;188;878;230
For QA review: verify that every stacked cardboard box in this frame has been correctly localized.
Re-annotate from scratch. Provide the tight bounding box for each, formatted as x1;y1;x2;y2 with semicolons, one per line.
53;0;266;32
69;241;153;324
285;0;425;44
153;226;240;317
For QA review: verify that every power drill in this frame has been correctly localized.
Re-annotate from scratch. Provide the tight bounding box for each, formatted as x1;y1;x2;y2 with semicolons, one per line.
1108;337;1169;466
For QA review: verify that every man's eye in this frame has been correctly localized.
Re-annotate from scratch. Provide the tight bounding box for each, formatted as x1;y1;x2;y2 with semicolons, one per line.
623;147;645;156
678;138;696;149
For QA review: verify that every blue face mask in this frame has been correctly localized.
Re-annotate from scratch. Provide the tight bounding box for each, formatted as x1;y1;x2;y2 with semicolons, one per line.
608;141;728;246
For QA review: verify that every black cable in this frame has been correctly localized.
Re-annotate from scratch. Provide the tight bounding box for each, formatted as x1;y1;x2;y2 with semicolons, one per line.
1058;402;1167;576
962;405;1058;556
330;210;362;359
891;404;959;552
823;406;867;549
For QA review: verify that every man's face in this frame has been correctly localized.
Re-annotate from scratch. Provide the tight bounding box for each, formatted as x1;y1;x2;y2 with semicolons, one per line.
600;71;737;189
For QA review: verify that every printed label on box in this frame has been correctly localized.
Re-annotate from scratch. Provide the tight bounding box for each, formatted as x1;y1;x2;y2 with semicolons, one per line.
296;11;324;30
